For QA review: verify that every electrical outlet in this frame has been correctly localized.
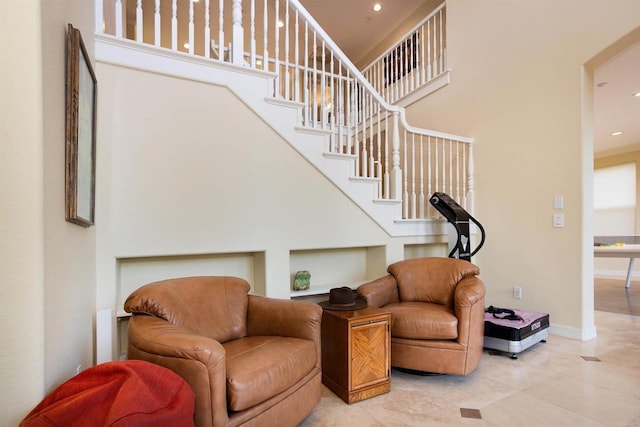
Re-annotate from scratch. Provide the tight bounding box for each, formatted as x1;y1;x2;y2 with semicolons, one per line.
513;286;522;299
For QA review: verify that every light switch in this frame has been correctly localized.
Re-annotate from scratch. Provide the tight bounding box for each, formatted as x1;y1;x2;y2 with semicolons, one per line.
554;195;563;209
553;213;564;228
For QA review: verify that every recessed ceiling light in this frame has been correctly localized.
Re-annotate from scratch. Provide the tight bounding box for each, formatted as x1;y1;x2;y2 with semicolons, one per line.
610;131;624;136
183;43;189;49
373;3;382;12
277;20;284;28
633;91;640;97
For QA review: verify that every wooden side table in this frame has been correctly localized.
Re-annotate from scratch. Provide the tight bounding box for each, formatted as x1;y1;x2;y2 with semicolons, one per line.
321;307;391;404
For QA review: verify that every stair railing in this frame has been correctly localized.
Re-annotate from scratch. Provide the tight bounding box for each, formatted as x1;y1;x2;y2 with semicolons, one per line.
361;2;447;106
96;0;473;219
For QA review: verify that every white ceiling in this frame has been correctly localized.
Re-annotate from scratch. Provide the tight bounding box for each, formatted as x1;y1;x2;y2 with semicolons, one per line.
300;0;429;65
593;41;640;155
300;0;640;156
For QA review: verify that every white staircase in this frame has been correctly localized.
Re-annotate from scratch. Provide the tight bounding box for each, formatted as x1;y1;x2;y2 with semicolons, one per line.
94;0;470;237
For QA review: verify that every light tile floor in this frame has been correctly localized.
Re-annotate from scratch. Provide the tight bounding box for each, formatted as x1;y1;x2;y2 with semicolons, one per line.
300;310;640;426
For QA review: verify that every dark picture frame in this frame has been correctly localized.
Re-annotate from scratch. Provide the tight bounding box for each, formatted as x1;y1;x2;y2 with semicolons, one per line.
65;24;97;227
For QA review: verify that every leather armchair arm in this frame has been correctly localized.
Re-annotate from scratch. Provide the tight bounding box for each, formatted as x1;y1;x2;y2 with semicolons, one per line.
453;276;486;348
247;296;322;366
356;275;399;307
454;276;486;309
127;315;228;427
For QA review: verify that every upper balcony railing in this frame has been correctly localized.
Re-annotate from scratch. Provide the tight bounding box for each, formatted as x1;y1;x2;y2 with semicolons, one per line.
96;0;473;220
361;3;447;106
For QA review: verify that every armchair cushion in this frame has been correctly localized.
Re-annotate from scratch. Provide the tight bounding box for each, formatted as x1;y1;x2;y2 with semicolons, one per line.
125;276;249;343
224;336;317;412
384;302;458;340
388;257;480;307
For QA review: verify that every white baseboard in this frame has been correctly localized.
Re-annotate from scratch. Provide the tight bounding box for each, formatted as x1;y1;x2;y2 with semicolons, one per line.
549;323;597;341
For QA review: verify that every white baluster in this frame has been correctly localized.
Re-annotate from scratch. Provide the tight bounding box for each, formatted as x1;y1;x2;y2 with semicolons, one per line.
346;72;353;154
427;136;433;217
467;144;474;213
394;49;399;102
390;112;401;201
449;140;453;197
188;0;194;55
432;16;438;78
426;20;432;81
403;38;409;98
376;105;382;176
462;142;467;209
402;130;408;219
303;21;309;124
330;53;336;136
154;0;161;47
275;0;280;84
383;113;389;199
250;0;255;66
420;24;426;84
439;9;444;75
337;63;344;151
263;0;268;70
312;31;317;125
171;0;177;50
136;0;143;42
419;135;425;219
204;0;210;57
219;0;224;60
321;40;326;127
410;133;416;219
294;10;300;102
352;78;364;166
434;137;439;194
441;138;446;194
232;0;244;64
285;1;290;99
456;141;460;202
115;0;122;37
368;96;374;176
361;94;368;177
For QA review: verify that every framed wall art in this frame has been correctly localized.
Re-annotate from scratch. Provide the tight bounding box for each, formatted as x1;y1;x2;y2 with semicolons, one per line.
65;23;97;227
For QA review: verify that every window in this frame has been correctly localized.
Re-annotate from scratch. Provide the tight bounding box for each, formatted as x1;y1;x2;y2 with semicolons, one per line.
593;162;636;235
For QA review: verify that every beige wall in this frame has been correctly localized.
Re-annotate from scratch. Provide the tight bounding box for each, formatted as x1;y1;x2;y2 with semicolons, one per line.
0;2;45;425
41;0;96;395
0;1;96;425
404;0;640;338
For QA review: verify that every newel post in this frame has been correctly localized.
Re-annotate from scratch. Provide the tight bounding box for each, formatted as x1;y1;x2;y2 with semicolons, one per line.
390;112;402;200
232;0;245;64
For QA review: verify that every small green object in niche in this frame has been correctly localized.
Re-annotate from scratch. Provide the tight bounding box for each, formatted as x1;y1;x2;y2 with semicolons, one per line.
293;270;311;291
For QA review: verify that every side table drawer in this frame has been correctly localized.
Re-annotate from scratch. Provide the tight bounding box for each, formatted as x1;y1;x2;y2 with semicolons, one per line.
351;319;390;390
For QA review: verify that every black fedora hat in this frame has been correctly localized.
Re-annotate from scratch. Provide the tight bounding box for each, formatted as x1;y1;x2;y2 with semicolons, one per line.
319;287;367;311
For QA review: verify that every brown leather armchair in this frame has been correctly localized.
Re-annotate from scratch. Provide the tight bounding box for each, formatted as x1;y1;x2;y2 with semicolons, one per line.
356;257;486;376
124;276;322;427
